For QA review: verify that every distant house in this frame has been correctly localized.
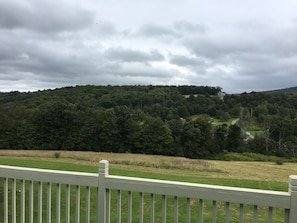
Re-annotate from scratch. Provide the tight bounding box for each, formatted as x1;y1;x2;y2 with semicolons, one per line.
244;131;254;141
217;91;226;97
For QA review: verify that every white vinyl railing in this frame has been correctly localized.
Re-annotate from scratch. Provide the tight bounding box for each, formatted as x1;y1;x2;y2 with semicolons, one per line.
1;160;297;223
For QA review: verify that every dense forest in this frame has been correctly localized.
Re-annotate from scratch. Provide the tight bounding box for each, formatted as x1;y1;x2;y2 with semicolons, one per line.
1;85;297;159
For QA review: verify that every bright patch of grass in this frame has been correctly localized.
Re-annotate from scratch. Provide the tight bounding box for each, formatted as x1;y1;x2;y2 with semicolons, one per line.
0;158;98;173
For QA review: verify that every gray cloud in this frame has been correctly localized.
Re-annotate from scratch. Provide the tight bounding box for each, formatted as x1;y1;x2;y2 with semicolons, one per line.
138;23;178;38
176;21;297;91
137;21;205;39
173;21;206;34
92;21;131;38
169;54;206;67
0;0;94;32
106;63;174;79
104;47;165;63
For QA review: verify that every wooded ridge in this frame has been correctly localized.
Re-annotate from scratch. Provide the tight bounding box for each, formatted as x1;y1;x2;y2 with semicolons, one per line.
1;85;297;159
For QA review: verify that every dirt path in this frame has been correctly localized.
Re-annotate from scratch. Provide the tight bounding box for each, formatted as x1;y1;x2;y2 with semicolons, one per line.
231;118;239;125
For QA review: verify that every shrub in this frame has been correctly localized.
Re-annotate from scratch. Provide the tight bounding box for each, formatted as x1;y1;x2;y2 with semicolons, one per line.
54;152;60;159
218;152;290;162
275;160;284;165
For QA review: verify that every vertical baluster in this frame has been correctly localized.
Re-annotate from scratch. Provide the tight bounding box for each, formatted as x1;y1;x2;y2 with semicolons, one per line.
29;180;34;223
225;202;230;223
128;191;132;223
253;205;258;223
199;199;204;223
106;189;110;223
3;178;8;223
139;192;143;223
85;186;90;223
268;207;273;223
38;181;43;223
174;196;178;223
56;183;61;223
47;182;52;223
76;185;80;223
150;193;155;223
66;184;71;223
186;198;191;223
12;178;16;223
212;200;217;223
117;190;122;223
162;195;166;223
284;209;290;223
239;204;244;223
97;187;99;223
20;179;25;223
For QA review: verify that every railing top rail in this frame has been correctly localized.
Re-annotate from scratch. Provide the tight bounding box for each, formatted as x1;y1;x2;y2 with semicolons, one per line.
96;160;291;208
0;164;98;186
105;175;290;208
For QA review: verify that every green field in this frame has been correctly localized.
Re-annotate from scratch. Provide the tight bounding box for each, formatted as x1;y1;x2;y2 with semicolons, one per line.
1;151;295;223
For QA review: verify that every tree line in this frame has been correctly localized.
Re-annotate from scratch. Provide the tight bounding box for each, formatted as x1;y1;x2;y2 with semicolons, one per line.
1;85;297;158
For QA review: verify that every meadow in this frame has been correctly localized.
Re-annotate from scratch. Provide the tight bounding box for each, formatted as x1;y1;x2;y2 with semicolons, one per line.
1;150;297;222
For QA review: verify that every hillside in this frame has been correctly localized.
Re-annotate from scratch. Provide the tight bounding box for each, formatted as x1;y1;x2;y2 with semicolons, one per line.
265;86;297;93
1;85;297;159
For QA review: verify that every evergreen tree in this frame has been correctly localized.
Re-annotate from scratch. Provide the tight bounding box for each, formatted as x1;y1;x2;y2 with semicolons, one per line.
227;124;242;152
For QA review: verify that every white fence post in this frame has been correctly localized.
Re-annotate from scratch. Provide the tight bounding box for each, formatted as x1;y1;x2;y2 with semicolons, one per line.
98;160;109;223
289;175;297;223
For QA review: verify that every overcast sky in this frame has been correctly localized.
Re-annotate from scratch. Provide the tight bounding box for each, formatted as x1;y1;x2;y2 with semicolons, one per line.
0;0;297;93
